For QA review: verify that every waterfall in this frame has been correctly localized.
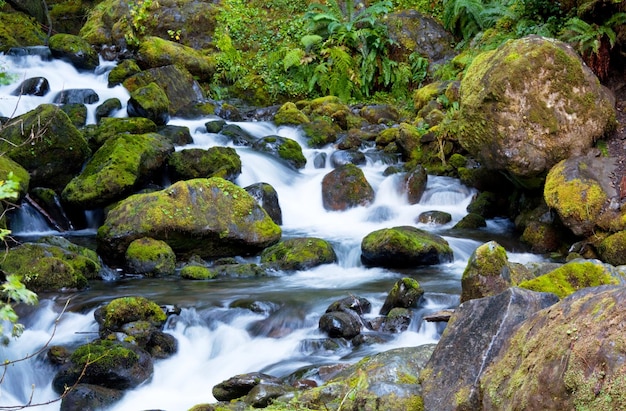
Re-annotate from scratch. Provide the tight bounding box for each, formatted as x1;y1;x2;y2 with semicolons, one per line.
0;51;537;410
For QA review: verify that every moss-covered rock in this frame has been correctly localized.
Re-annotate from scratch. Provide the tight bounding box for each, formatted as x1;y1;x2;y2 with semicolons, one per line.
179;264;217;280
417;210;452;225
359;104;400;125
361;226;453;268
0;155;30;199
98;296;167;333
273;102;310;126
461;241;512;303
597;230;626;266
83;117;158;150
452;213;487;229
380;277;424;315
457;35;615;179
252;135;306;170
125;237;176;276
97;178;282;262
0;104;91;190
108;59;142;88
48;33;99;71
95;98;123;122
127;82;170;125
321;163;375;211
52;339;153;393
480;285;626;410
518;259;624;298
61;132;174;209
301;118;340;148
0;241;101;292
168;147;241;182
544;156;624;237
260;237;337;271
0;12;48;51
136;36;215;80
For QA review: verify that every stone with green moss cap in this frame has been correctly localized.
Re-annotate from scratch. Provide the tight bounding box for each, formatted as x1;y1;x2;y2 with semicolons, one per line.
97;177;281;263
252;136;306;170
168;147;242;182
461;241;512;303
260;237;337;271
598;230;626;266
127;82;170;126
518;259;625;298
0;155;29;199
457;35;615;180
83;117;158;150
125;237;176;276
97;296;167;333
361;226;453;268
273;102;310;126
61;132;174;209
321;163;375;211
48;34;99;71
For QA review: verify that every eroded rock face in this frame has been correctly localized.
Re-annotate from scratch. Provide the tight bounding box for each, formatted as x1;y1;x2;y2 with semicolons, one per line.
457;35;615;180
421;288;559;411
481;286;626;410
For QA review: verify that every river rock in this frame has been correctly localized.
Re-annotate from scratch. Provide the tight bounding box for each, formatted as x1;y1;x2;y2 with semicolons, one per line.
329;149;366;167
361;225;453;268
52;340;154;393
48;33;99;71
11;76;49;96
0;240;101;292
417;210;452;225
213;372;283;401
60;384;123;411
83;117;158;149
97;178;282;262
405;164;428;204
421;287;559;411
125;237;176;276
220;123;257;146
318;309;363;339
457;35;615;181
301;118;340;147
380;277;425;315
518;258;625;298
321;163;375;211
168;147;241;182
252;135;306;169
136;36;215;80
96;296;167;335
108;59;142;87
0;104;91;190
156;124;193;146
544;155;624;238
598;230;626;266
260;237;337;271
295;345;435;410
461;241;512;303
127;82;170;125
95;98;123;122
53;88;99;105
481;286;626;410
61;132;174;209
273;102;310;125
245;182;282;225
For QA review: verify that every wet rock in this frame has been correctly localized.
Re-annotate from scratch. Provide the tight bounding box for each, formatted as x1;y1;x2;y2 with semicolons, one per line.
213;372;282;401
321;163;375;211
329;149;366;167
417;210;452;225
156;124;193;146
245;182;282;225
145;330;178;359
83;117;158;149
245;381;293;408
95;98;123;122
326;295;372;316
260;237;337;271
48;34;99;70
127;82;170;125
60;384;123;411
421;288;559;411
253;135;306;169
380;277;425;315
248;306;311;338
361;226;453;268
108;59;142;87
125;237;176;277
452;212;486;229
301;118;340;147
273;102;310;126
359;104;399;124
461;241;512;303
220;124;256;146
319;309;363;339
405;164;428;204
96;296;167;335
168;147;241;182
11;77;49;96
54;88;99;105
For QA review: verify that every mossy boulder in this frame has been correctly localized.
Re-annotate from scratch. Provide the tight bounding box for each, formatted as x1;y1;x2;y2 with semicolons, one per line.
48;33;99;71
136;36;215;80
127;82;170;126
294;345;434;411
156;125;193;146
359;104;400;124
480;286;626;410
417;210;452;225
518;259;625;298
61;132;174;209
0;104;91;190
544;156;624;237
97;296;167;332
453;213;487;229
421;288;559;411
52;340;153;393
273;102;310;126
260;237;337;271
97;177;282;262
361;226;453;268
380;277;425;316
301;118;340;148
0;241;101;292
123;65;205;118
394;123;426;162
461;241;512;303
252;136;306;170
168;147;242;182
179;264;217;280
108;59;142;87
125;237;176;276
300;96;362;130
597;230;626;266
95;98;123;122
457;35;615;179
321;163;375;211
0;12;47;51
0;155;30;199
83;117;158;150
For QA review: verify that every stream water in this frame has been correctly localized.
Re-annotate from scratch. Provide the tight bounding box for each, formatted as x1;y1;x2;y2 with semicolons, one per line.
0;52;543;410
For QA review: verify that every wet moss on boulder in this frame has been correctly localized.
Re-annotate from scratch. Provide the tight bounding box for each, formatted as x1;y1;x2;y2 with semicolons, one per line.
260;237;337;271
125;237;176;276
597;230;626;266
48;33;99;71
97;177;282;263
252;135;306;170
97;296;167;333
273;102;310;126
136;36;216;80
127;82;171;126
108;59;142;88
0;13;48;51
461;241;512;303
83;117;158;150
168;147;242;182
361;226;453;268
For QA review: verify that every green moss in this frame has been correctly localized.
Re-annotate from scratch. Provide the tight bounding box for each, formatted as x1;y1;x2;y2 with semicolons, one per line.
274;102;310;125
260;237;337;270
597;231;626;266
518;260;620;298
180;265;217;280
102;296;166;331
137;36;215;80
0;12;48;51
125;237;176;276
71;340;140;371
301;118;340;147
0;155;30;198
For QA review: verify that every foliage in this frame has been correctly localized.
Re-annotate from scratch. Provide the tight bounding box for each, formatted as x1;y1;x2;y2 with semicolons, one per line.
442;0;515;43
125;0;157;47
391;0;445;21
0;173;37;345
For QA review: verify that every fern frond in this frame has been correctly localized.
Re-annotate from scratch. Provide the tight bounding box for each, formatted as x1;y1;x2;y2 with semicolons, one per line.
284;48;306;71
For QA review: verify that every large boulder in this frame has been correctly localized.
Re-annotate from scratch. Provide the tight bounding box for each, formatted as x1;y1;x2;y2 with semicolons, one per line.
260;237;337;271
321;163;375;211
0;239;102;292
136;36;215;80
544;155;623;237
421;288;559;411
481;286;626;410
97;178;282;262
0;104;91;190
361;226;453;268
61;133;174;209
83;117;158;150
48;34;99;70
380;277;425;316
457;35;615;180
60;384;123;411
0;13;47;51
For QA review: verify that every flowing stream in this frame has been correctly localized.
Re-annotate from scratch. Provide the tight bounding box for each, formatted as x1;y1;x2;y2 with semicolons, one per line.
0;52;543;410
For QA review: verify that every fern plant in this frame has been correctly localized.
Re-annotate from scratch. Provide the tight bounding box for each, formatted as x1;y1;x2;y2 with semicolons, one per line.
561;13;626;80
442;0;514;42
